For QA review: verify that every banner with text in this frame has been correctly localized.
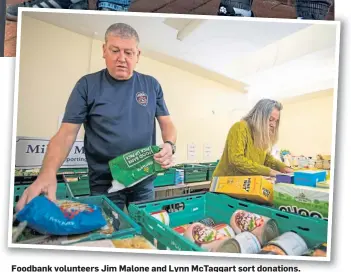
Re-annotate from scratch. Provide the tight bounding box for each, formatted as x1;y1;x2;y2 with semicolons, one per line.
15;136;87;169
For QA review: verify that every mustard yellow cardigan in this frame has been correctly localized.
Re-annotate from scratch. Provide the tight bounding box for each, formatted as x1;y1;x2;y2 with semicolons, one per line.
213;121;287;177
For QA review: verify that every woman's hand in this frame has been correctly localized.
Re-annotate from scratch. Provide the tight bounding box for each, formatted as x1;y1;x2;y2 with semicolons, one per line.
269;169;282;177
281;167;294;174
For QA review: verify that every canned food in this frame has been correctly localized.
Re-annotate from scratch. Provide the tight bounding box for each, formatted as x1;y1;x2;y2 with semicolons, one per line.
259;244;287;255
214;224;235;238
230;210;279;245
182;223;231;251
150;210;170;226
232;231;261;254
183;223;217;245
268;232;308;256
173;224;190;236
203;237;239;253
303;242;327;257
198;218;216;227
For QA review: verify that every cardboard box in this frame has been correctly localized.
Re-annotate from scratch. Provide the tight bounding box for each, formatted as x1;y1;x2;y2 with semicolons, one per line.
294;170;327;187
273;183;329;220
276;173;294;184
210;176;274;205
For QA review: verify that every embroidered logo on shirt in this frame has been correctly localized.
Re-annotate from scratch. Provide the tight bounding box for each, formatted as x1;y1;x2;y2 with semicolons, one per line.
136;92;148;106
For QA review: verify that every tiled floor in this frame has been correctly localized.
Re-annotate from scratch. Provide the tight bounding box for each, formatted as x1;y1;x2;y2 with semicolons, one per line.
3;0;335;57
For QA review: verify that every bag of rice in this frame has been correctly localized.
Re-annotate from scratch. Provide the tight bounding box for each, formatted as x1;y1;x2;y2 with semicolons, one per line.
16;196;107;236
108;145;166;193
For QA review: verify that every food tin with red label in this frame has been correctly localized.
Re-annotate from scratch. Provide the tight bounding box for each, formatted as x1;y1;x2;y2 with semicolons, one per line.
173;224;189;236
150;210;170;226
182;223;237;252
230;210;279;245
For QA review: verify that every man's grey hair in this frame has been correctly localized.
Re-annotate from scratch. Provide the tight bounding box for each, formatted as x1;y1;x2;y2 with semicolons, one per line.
105;23;140;44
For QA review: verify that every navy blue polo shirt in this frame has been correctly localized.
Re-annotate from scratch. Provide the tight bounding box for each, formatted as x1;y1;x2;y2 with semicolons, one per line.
62;69;170;187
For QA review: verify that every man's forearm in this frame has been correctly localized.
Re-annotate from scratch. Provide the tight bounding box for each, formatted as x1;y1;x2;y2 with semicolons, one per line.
39;133;77;177
161;122;177;144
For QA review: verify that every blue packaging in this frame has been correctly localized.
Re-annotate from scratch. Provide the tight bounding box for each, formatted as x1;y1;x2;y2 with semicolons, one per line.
294;170;327;187
175;169;184;185
16;196;107;235
276;173;294;184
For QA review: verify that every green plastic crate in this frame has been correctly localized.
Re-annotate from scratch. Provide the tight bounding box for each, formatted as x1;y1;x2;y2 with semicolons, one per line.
13;195;142;245
13;174;73;207
128;192;328;252
58;168;88;175
64;174;91;196
154;168;176;187
65;195;142;244
200;162;218;181
176;164;208;183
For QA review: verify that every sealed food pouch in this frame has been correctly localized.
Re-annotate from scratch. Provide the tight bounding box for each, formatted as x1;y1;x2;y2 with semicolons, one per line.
108;145;166;193
16;196;107;236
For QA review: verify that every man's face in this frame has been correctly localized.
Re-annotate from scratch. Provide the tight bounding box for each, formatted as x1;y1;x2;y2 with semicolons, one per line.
103;35;140;80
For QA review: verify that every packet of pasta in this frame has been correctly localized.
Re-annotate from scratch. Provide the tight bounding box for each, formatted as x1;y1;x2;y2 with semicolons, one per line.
16;196;107;236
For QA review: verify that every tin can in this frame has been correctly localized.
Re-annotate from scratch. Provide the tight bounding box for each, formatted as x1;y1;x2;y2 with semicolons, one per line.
232;232;262;254
230;210;279;246
150;210;170;226
203;237;239;253
259;244;287;255
214;224;235;238
303;242;327;257
268;232;308;256
182;223;231;251
198;217;216;227
173;224;190;236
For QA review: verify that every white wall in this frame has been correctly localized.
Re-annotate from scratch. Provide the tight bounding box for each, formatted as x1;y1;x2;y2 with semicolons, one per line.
278;90;334;157
17;16;92;139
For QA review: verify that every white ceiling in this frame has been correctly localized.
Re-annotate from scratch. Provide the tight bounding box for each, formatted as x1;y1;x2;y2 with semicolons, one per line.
24;10;338;99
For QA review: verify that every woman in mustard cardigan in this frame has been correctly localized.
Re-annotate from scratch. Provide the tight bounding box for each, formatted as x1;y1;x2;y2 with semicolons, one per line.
214;99;293;177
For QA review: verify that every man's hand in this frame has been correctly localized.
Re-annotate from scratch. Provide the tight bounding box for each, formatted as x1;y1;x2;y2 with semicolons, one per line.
15;173;57;212
154;143;174;169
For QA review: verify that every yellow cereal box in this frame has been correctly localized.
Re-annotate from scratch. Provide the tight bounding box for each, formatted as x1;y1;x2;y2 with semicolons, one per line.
209;176;274;205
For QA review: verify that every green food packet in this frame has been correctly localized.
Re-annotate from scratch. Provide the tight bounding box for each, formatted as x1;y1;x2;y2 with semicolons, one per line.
108;145;166;192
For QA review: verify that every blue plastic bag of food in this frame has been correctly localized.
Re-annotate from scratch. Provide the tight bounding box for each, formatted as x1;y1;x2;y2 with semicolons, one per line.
16;196;107;235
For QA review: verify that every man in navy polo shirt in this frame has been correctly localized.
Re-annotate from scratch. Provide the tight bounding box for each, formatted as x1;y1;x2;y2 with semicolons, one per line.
16;23;177;211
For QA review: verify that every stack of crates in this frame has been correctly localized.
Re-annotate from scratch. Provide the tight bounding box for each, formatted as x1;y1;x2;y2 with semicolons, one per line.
176;164;208;183
153;168;176;187
58;168;90;196
200;161;219;181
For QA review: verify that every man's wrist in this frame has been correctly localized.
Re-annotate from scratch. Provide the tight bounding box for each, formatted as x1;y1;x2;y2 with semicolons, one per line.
164;141;176;154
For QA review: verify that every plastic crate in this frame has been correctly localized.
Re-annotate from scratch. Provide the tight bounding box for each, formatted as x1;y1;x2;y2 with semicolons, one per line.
128;192;328;252
154;168;176;187
66;195;142;244
200;162;218;181
58;168;89;175
176;164;208;183
13;174;72;207
64;174;91;196
13;195;142;245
